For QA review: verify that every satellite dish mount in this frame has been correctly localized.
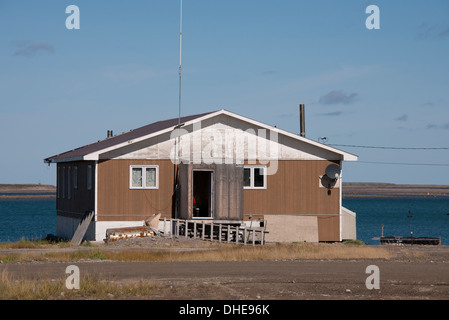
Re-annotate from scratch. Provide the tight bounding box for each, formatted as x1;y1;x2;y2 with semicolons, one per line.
322;164;341;192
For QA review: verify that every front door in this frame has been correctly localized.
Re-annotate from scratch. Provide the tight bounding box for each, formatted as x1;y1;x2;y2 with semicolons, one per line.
192;170;213;218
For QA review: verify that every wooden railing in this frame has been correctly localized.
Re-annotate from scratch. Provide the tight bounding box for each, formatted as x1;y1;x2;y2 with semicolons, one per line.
160;218;268;246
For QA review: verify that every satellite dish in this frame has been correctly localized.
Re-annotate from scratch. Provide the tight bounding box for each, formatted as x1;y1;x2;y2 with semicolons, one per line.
325;164;341;181
321;175;334;189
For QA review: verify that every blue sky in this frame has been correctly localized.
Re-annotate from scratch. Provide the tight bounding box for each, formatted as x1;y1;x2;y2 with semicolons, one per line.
1;0;448;185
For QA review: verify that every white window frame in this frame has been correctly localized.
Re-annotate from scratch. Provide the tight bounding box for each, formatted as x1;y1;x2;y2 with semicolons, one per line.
129;165;159;190
243;166;267;189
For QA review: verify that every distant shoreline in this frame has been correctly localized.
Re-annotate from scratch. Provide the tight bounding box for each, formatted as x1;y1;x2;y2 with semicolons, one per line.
0;184;56;193
0;194;56;199
1;183;449;199
342;182;449;198
0;184;56;199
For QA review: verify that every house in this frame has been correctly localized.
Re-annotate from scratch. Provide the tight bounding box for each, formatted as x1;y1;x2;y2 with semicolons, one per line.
44;109;358;243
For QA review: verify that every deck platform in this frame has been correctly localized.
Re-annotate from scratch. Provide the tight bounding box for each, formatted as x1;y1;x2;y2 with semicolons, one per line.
379;236;441;246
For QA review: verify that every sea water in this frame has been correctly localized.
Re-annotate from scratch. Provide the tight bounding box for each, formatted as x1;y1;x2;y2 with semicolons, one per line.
0;196;448;245
0;197;56;242
343;196;449;245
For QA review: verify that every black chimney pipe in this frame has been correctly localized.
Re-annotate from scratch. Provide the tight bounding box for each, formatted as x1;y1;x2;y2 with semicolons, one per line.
299;104;305;137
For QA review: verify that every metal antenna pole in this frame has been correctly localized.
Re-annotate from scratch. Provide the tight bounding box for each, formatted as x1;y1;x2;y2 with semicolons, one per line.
178;0;182;125
174;0;183;219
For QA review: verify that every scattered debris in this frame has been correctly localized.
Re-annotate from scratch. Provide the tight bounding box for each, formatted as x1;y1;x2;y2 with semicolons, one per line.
105;214;164;243
145;213;161;228
104;232;217;248
105;226;155;243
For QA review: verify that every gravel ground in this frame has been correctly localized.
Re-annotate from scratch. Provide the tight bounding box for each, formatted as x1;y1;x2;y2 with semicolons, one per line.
103;234;215;248
1;235;449;301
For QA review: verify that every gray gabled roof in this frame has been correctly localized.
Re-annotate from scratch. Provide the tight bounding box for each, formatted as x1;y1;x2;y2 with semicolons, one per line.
44;111;215;163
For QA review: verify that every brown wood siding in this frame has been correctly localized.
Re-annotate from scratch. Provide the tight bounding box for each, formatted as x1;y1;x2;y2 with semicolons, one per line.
56;161;95;218
243;160;340;215
97;159;175;221
243;160;341;241
96;158;341;240
318;216;340;242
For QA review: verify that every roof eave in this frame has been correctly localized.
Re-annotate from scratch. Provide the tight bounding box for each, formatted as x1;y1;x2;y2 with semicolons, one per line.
81;110;226;161
218;109;359;162
44;156;84;164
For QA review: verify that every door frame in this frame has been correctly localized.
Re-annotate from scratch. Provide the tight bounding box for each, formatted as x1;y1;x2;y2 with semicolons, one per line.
192;169;214;219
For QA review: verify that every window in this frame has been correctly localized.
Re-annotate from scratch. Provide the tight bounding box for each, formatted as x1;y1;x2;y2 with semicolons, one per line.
57;166;61;199
62;166;66;198
130;165;159;189
87;165;92;190
68;166;71;199
243;168;251;187
73;166;78;190
243;166;266;189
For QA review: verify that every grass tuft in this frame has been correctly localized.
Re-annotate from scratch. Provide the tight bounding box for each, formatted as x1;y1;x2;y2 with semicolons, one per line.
0;270;159;300
0;241;394;263
0;237;73;250
342;239;366;245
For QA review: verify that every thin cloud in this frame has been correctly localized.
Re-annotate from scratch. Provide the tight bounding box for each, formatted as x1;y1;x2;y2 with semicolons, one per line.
426;123;449;130
420;99;446;108
13;42;55;57
417;23;449;39
319;90;358;105
439;27;449;38
417;23;436;39
395;114;408;122
276;112;295;118
316;111;344;117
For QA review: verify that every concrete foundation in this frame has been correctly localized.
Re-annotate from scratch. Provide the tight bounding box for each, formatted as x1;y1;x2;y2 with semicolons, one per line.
341;207;357;240
57;209;356;243
56;215;96;241
263;215;319;243
56;216;149;242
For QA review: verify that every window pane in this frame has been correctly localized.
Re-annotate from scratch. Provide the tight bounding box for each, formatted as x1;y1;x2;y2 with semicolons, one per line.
73;166;78;189
87;165;92;190
243;168;251;187
132;168;142;187
68;167;71;199
62;167;65;198
57;166;61;198
254;168;264;187
146;167;156;188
